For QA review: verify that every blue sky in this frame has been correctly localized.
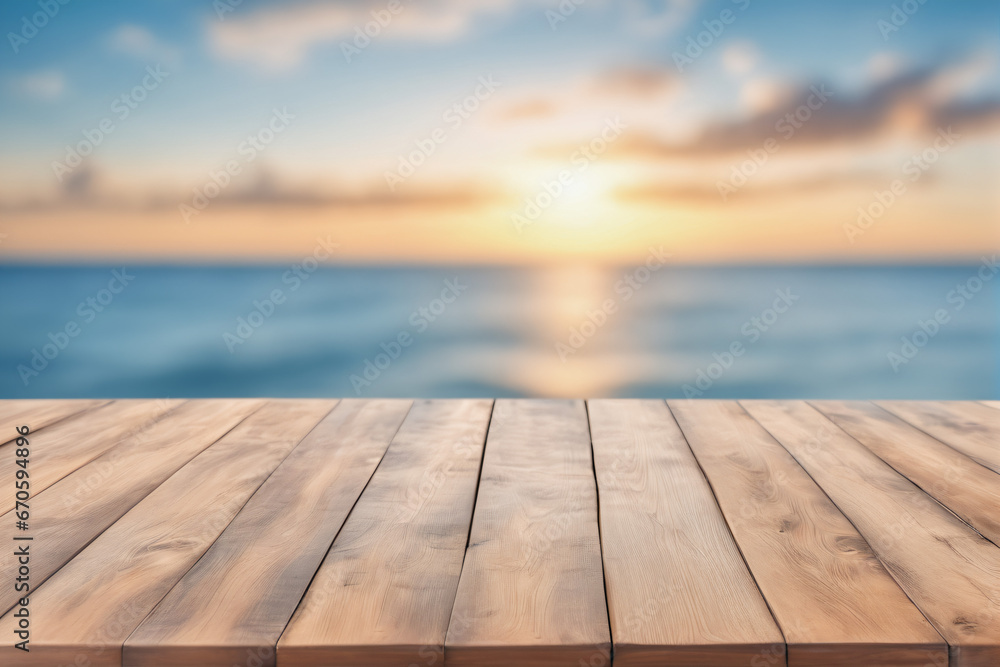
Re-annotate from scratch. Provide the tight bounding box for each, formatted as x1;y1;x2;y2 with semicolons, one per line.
1;0;998;263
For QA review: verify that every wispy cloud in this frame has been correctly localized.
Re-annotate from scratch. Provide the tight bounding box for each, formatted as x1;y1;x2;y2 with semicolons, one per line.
617;171;890;205
189;168;498;208
208;0;533;70
8;70;65;101
495;65;680;123
108;24;181;66
612;55;1000;160
587;66;680;99
0;160;499;213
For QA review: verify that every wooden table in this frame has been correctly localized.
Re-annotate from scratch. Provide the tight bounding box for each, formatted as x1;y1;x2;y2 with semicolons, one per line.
1;399;999;666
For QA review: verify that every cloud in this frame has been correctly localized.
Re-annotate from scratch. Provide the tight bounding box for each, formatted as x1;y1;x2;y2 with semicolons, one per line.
198;167;497;208
108;24;181;66
497;99;559;122
1;162;497;212
587;66;679;99
740;78;792;113
8;70;65;101
60;162;98;200
612;56;1000;160
208;0;529;70
921;50;995;105
0;161;104;210
616;171;890;205
496;65;679;123
722;41;760;76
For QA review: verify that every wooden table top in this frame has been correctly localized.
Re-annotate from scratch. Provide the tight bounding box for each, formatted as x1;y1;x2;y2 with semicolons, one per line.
1;399;999;666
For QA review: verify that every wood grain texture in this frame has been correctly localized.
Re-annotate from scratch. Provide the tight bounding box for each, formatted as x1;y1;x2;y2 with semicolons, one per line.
0;399;108;444
278;399;492;666
0;399;262;618
124;399;413;667
445;399;610;667
0;398;182;513
589;399;783;666
815;400;1000;546
0;400;336;667
743;400;1000;667
0;398;996;665
877;401;1000;475
670;400;944;666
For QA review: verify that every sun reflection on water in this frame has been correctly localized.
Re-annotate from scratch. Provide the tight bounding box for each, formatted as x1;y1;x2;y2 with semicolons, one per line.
498;264;649;397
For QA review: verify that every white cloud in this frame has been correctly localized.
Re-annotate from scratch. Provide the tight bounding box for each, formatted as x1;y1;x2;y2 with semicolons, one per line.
208;0;527;71
722;41;759;75
9;70;65;101
108;24;181;66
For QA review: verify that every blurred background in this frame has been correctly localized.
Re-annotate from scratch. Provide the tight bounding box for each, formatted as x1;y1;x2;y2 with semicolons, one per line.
1;0;997;398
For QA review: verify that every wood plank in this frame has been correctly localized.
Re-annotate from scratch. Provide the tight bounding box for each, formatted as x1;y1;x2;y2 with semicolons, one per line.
743;400;1000;667
877;401;1000;476
124;399;413;667
0;399;263;617
0;399;108;444
815;401;1000;546
0;400;337;667
670;400;944;666
588;399;782;666
277;399;492;666
0;398;182;512
444;399;610;667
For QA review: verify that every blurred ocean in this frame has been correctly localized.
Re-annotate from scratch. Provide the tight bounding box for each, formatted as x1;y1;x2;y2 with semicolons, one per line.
1;264;996;399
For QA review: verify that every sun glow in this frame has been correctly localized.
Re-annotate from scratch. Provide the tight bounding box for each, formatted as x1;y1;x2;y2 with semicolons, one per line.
508;162;628;230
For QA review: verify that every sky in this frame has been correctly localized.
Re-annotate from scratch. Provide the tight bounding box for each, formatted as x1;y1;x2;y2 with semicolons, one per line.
1;0;998;264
